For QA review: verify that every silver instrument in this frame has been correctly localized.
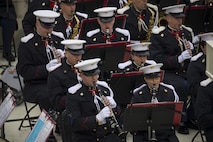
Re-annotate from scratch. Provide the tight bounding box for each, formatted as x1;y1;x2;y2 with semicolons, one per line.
94;82;127;140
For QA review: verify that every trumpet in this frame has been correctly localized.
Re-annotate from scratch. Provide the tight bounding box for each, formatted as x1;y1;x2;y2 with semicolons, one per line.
94;82;127;140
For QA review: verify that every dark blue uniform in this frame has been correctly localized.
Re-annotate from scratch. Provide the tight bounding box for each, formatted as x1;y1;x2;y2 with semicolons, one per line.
121;3;158;42
66;81;122;142
22;0;52;35
85;28;130;44
48;58;79;111
0;0;17;61
132;83;179;142
196;80;213;142
54;12;87;39
16;31;64;111
149;25;193;104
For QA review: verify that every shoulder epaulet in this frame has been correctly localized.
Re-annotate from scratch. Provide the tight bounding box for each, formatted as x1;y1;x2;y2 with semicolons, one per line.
151;26;165;34
115;28;130;40
117;5;130;14
21;33;34;43
191;52;203;62
133;84;147;94
147;3;159;26
76;11;88;19
200;78;212;87
68;83;82;94
52;31;65;39
96;80;114;97
145;60;156;65
182;25;194;39
147;3;158;11
86;29;100;37
160;82;179;102
118;60;132;69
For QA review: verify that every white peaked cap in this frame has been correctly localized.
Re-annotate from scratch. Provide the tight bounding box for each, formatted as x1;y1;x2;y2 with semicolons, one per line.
128;42;150;52
61;39;86;50
94;7;117;17
33;10;60;23
162;4;185;15
61;39;86;55
140;63;163;74
74;58;101;71
197;32;213;41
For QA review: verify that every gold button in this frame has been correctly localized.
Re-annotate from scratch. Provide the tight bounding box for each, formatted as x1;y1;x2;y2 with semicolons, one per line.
104;127;107;130
80;93;84;96
93;38;97;41
160;33;164;37
97;138;99;141
64;70;67;73
164;89;168;93
42;2;45;6
139;91;143;95
35;43;38;46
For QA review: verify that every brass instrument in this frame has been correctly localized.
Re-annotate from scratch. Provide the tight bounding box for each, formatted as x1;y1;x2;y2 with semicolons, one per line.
94;82;127;140
70;15;80;39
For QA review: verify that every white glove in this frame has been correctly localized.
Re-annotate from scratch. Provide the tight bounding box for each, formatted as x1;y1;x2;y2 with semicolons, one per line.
188;41;194;50
106;96;117;108
96;106;111;123
178;50;192;63
56;49;65;58
46;59;61;72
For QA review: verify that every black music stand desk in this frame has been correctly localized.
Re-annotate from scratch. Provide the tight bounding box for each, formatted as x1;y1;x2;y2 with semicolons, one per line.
123;102;183;140
110;72;145;106
82;41;131;81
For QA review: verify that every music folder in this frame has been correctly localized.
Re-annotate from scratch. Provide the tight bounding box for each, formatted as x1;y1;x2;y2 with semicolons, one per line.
123;101;183;132
25;109;56;142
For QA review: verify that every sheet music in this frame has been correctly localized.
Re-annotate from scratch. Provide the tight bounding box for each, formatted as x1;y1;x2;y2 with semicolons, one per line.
0;92;16;128
25;110;56;142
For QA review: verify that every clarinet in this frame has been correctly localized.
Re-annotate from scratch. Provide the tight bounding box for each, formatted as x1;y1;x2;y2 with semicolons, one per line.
94;82;127;141
150;85;158;142
105;29;111;43
47;33;61;63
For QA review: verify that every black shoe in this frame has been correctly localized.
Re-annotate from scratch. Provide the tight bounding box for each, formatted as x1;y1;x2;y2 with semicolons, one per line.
187;119;198;130
46;135;57;142
177;123;189;134
3;53;15;61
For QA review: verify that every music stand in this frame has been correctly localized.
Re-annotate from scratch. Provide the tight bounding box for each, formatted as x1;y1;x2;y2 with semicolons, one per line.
123;102;183;140
78;14;127;40
110;71;145;106
82;41;130;81
184;5;213;35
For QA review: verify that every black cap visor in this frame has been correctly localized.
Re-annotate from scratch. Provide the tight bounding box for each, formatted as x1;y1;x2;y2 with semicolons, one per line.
82;68;100;76
39;20;55;29
144;72;161;79
133;51;150;57
170;12;185;18
99;16;114;23
61;0;77;4
69;49;85;55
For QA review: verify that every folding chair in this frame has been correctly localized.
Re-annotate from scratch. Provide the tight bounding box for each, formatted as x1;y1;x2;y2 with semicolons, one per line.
16;73;40;130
